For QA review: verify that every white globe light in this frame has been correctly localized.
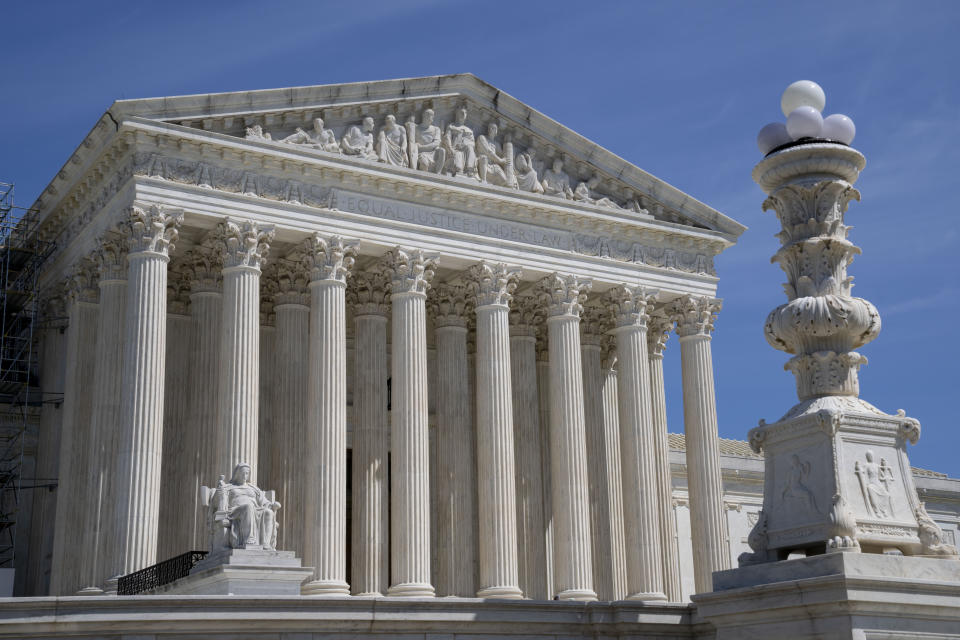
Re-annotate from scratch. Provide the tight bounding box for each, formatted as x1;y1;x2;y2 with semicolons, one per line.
757;122;792;154
822;113;856;144
781;80;826;117
786;106;824;140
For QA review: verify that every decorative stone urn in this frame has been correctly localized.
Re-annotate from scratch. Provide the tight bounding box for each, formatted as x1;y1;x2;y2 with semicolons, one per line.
740;142;958;563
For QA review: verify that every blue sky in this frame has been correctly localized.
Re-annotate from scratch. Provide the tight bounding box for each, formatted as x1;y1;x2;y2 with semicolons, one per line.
3;1;958;474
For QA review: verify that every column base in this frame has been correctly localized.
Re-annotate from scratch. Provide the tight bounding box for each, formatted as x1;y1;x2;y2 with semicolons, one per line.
301;579;351;596
351;591;382;598
75;586;104;596
102;575;119;596
477;585;524;599
625;590;667;602
387;582;436;597
555;587;598;601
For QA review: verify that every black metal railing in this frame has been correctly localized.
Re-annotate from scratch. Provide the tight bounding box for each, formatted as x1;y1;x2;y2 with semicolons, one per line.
117;550;208;595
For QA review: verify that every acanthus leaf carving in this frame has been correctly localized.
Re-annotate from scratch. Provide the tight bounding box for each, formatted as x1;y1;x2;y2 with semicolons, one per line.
124;204;182;256
428;283;470;328
380;246;436;296
299;234;357;284
535;273;591;318
214;218;274;270
465;261;521;308
347;269;392;318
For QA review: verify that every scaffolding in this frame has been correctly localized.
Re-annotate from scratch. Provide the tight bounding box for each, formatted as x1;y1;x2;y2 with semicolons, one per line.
0;182;53;569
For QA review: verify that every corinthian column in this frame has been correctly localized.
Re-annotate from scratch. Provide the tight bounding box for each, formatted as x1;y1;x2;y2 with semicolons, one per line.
536;273;596;602
671;295;729;594
467;262;523;599
607;285;666;601
214;218;274;482
600;341;628;600
271;260;310;556
78;234;126;594
579;306;615;601
301;235;356;596
111;204;182;578
185;240;223;548
349;270;391;596
647;313;682;602
49;260;98;596
509;296;547;600
429;283;475;597
536;331;554;599
383;247;437;597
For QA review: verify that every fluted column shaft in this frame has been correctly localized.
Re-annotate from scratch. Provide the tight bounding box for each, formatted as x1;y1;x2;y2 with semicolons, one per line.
675;298;729;593
510;324;547;600
648;318;682;602
352;309;389;595
609;285;666;602
302;235;354;596
218;265;262;479
469;263;522;599
111;204;182;579
431;282;475;596
188;285;221;547
49;268;98;596
536;352;554;599
386;248;436;597
158;309;191;561
581;338;614;601
272;289;309;556
78;253;126;593
539;274;596;602
601;358;628;600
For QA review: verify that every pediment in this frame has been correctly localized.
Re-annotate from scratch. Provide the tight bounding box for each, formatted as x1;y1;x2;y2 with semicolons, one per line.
109;74;745;238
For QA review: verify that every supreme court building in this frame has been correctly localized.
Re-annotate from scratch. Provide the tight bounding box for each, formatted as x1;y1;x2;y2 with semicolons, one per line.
9;74;960;636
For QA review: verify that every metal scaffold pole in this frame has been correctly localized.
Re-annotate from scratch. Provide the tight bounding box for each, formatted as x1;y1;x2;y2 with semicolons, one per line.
0;181;54;576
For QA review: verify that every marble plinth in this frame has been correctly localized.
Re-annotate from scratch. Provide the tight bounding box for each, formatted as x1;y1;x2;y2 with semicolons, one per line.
695;553;960;639
155;549;312;596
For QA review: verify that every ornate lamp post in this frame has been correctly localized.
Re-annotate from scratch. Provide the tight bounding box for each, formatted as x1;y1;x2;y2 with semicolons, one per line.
742;81;957;563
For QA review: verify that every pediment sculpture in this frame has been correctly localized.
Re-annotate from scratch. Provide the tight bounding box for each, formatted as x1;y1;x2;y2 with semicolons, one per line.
243;103;649;214
200;463;281;552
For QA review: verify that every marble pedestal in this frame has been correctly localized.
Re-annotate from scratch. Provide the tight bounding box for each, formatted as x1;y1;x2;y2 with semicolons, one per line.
694;553;960;640
157;549;312;596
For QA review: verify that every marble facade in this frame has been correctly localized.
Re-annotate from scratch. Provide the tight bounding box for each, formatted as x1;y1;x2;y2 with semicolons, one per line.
6;73;960;637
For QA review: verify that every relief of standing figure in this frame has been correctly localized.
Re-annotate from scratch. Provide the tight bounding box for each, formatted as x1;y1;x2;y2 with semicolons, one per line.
410;109;446;173
377;114;408;167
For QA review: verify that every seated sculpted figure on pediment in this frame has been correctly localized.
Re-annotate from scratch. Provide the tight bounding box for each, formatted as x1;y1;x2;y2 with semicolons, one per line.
574;179;620;209
244;125;272;142
444;105;478;178
542;158;573;199
377;114;408;167
477;123;518;188
411;109;446;174
514;152;544;194
281;117;340;153
201;463;280;552
341;116;379;161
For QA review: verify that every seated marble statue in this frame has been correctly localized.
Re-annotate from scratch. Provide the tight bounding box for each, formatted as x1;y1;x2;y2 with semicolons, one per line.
476;123;517;188
281;117;340;153
207;463;280;551
340;116;378;161
244;125;272;142
411;109;446;173
573;180;619;208
377;114;408;167
541;158;573;199
444;105;477;177
514;152;544;194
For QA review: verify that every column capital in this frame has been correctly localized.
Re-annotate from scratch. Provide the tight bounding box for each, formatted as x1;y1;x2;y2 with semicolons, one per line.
670;295;721;339
646;312;673;359
348;269;392;318
185;238;224;294
428;283;470;328
214;218;275;270
536;273;592;318
299;233;357;284
601;333;617;370
260;265;278;326
606;284;658;331
167;262;191;316
381;247;437;296
123;204;183;256
94;229;128;282
509;295;541;338
579;304;610;346
274;259;311;307
466;261;521;308
67;257;100;304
